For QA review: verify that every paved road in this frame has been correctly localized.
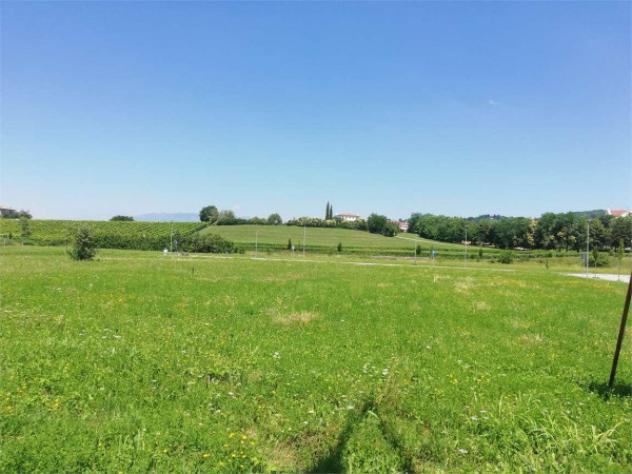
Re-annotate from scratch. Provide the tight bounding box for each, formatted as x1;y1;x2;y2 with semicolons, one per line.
563;273;630;283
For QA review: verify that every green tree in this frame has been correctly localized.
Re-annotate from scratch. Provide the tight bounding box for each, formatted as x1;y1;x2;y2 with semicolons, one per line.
199;205;219;223
267;213;282;225
287;238;292;250
216;210;236;224
589;218;609;250
19;216;31;243
325;202;334;220
110;215;134;221
611;217;632;248
68;227;97;261
337;242;342;252
367;213;387;234
617;238;625;277
416;244;422;256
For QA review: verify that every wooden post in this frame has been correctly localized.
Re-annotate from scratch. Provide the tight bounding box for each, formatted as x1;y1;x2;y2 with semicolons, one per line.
608;270;632;388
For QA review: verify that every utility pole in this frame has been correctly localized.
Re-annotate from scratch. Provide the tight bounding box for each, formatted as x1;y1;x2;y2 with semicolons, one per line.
170;221;174;253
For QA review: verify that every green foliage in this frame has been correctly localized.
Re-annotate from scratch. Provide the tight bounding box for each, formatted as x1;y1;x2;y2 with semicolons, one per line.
1;209;31;219
216;210;237;225
199;205;219;223
337;242;342;252
287;238;292;250
498;251;513;264
0;220;204;250
589;247;610;267
416;244;422;256
179;233;240;254
68;227;97;260
325;202;334;220
409;211;632;251
110;215;134;221
19;216;31;240
367;214;398;237
267;213;282;225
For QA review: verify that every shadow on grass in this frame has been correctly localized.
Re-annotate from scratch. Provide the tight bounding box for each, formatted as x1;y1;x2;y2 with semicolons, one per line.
308;397;415;473
308;399;372;473
588;380;632;399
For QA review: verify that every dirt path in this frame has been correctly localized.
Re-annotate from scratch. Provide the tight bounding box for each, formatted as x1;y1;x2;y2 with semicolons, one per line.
563;273;630;283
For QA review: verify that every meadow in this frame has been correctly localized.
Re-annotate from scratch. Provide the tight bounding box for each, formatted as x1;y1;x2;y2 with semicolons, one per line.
1;246;631;472
201;224;486;256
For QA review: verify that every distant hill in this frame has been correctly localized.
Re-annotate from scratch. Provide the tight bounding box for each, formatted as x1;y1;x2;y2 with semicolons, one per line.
135;212;199;222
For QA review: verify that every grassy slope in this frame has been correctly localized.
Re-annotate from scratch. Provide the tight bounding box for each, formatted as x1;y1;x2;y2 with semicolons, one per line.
200;224;468;254
1;246;631;472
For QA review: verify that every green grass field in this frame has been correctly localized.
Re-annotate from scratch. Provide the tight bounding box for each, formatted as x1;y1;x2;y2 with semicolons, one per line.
201;224;474;255
1;246;631;472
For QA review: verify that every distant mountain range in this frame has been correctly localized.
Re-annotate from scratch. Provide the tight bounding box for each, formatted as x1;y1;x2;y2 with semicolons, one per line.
135;212;199;222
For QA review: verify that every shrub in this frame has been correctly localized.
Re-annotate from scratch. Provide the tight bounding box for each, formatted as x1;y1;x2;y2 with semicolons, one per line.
337;242;343;252
68;227;97;260
110;215;134;221
498;251;513;264
267;213;283;225
382;221;399;237
589;249;610;267
19;217;31;241
180;233;240;254
416;244;422;256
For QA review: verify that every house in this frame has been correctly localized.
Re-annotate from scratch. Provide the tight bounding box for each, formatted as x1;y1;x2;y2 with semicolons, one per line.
335;212;361;223
0;206;18;218
607;208;631;218
397;220;409;232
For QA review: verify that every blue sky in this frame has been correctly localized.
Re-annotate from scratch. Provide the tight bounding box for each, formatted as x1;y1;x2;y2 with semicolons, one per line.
1;1;630;220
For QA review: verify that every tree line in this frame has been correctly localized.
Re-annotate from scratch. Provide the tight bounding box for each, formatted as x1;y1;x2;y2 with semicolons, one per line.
408;212;632;251
200;203;400;238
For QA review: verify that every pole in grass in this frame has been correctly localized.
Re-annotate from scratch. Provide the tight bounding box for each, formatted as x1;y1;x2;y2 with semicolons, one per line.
464;227;468;267
585;220;589;277
608;270;632;389
170;221;174;253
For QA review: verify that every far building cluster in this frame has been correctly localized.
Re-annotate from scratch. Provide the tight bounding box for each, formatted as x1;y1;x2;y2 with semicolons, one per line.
607;208;631;218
